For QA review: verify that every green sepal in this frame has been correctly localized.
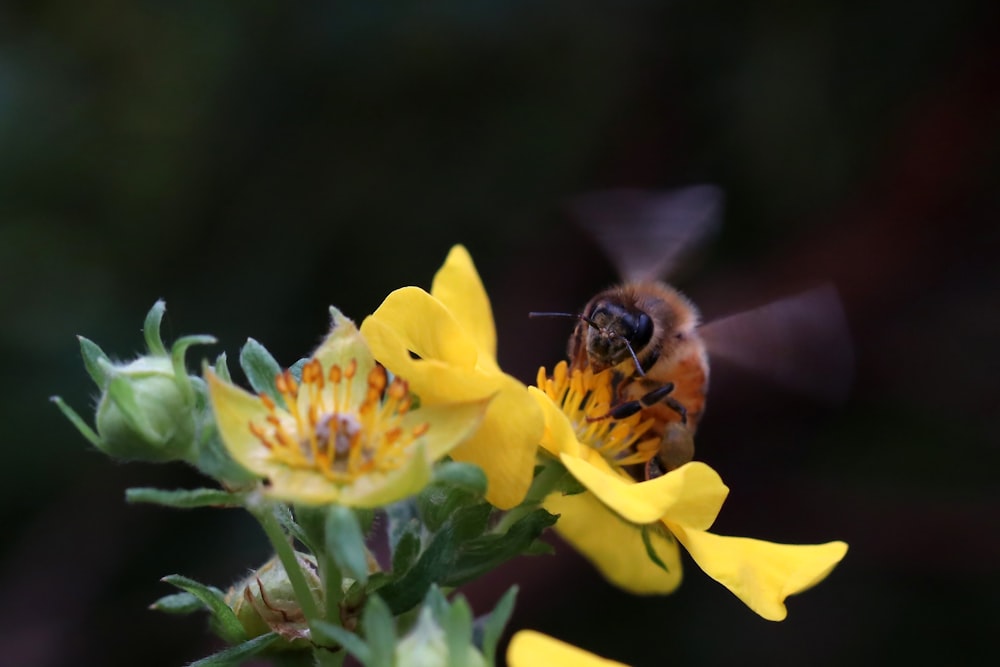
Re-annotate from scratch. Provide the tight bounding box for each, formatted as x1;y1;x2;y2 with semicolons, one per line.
149;591;203;615
160;574;247;644
288;357;309;381
289;505;324;555
641;525;671;573
312;620;371;664
186;632;283;667
50;396;102;449
171;335;217;404
191;428;259;486
443;595;474;667
362;596;397;667
125;487;244;509
325;505;370;587
77;335;112;387
213;351;232;382
239;338;283;403
106;375;161;444
142;300;168;356
480;586;518;667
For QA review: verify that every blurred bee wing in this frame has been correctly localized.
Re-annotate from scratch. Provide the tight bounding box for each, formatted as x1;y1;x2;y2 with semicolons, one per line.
567;185;724;283
698;284;854;404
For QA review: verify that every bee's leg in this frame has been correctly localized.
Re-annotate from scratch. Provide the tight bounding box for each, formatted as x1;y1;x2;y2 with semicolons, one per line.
588;383;685;422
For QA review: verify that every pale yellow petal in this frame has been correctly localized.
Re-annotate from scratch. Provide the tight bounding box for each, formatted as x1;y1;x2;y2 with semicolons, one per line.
363;287;478;369
560;456;729;528
337;441;434;508
507;630;630;667
429;245;498;370
545;490;682;594
360;315;497;403
204;369;270;475
448;377;543;509
399;397;492;461
669;523;849;621
262;467;344;505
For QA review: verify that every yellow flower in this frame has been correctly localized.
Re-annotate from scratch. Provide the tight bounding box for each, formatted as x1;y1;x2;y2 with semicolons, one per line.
507;630;629;667
360;245;543;510
530;361;848;621
206;308;489;507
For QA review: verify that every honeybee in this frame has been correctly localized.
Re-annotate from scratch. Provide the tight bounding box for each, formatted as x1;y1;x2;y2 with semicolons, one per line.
533;186;852;479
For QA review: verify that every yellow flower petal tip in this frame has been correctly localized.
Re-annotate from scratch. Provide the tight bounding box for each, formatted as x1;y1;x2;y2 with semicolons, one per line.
671;524;849;621
361;247;543;509
206;313;488;507
507;631;631;667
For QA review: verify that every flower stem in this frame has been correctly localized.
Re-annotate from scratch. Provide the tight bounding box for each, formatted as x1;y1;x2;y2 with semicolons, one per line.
250;502;322;622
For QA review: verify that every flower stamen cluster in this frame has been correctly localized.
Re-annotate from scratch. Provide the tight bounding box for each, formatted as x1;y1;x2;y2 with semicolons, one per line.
248;360;428;485
536;360;658;469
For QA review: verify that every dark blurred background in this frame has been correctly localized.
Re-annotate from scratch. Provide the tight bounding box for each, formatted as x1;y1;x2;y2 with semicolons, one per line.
2;2;998;665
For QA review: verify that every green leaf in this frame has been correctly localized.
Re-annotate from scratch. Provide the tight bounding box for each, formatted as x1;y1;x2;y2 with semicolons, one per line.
78;335;112;387
386;499;420;554
312;620;371;664
150;591;204;615
431;462;488;495
126;487;243;509
641;525;671;573
239;338;284;402
325;506;370;587
143;300;168;357
442;508;557;587
449;504;492;542
417;482;482;533
391;530;421;575
161;574;246;644
362;596;396;667
290;505;325;555
379;521;456;615
480;587;518;666
186;632;282;667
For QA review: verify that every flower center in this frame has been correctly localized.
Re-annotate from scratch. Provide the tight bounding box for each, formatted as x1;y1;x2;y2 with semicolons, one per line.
248;359;428;483
536;360;659;470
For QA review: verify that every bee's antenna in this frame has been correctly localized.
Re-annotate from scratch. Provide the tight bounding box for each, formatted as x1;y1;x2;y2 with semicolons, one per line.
620;338;646;378
528;311;601;329
529;311;646;377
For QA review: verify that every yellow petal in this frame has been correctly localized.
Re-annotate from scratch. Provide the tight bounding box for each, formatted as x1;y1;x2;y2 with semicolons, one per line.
560;455;728;528
363;286;478;369
361;313;497;404
429;245;498;370
528;386;582;458
448;376;543;509
204;369;270;475
669;523;849;621
545;490;682;594
507;630;630;667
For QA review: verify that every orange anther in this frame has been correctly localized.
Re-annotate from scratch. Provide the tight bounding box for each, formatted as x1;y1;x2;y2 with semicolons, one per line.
329;364;342;384
345;358;358;380
411;422;430;438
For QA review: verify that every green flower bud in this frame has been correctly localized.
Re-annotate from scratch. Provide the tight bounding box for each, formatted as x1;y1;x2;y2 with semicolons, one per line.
52;301;217;465
94;357;197;462
395;607;486;667
226;553;324;643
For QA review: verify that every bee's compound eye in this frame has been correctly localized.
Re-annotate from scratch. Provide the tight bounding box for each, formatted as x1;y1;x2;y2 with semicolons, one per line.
632;311;653;348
